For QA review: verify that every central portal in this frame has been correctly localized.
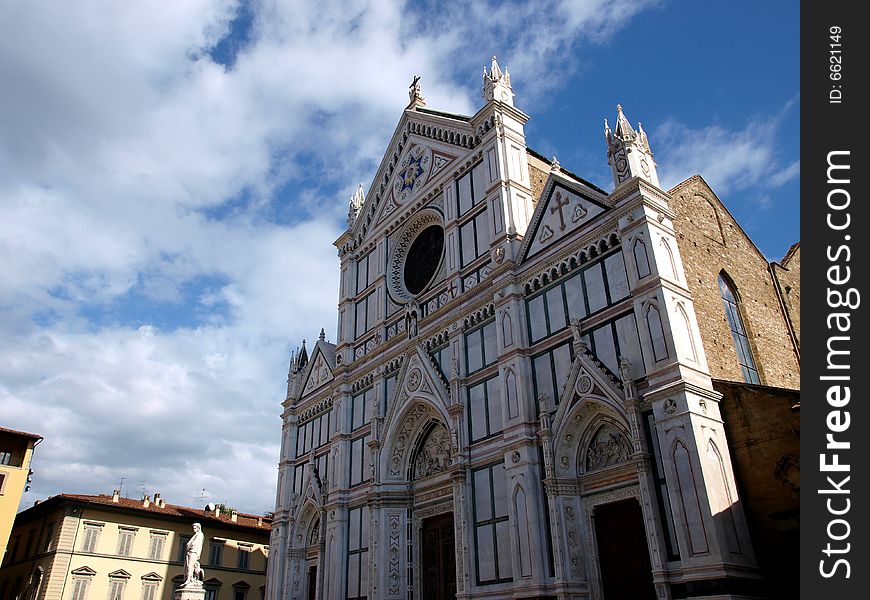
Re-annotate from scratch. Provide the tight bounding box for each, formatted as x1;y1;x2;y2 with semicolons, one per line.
420;512;456;600
594;498;656;600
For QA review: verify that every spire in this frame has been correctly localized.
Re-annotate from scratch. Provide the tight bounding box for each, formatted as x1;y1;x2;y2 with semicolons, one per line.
319;328;326;342
489;55;502;80
298;339;309;369
483;55;514;106
286;350;297;399
347;183;364;228
613;103;636;138
605;103;660;189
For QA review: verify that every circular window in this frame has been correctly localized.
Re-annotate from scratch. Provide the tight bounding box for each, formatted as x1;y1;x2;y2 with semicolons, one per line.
387;208;445;303
403;225;444;295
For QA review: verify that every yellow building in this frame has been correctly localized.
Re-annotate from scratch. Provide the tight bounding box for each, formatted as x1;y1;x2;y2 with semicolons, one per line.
0;492;270;600
0;426;42;566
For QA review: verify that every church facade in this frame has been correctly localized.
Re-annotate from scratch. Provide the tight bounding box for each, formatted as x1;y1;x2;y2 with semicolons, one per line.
267;59;797;600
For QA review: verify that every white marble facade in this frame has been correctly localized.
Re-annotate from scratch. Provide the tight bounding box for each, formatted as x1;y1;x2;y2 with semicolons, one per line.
267;59;760;600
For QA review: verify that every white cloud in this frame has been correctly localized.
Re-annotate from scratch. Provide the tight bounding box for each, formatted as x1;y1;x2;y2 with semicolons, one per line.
654;101;800;196
0;0;657;513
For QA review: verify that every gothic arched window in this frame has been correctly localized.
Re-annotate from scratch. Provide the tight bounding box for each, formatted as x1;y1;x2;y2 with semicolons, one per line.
718;274;760;384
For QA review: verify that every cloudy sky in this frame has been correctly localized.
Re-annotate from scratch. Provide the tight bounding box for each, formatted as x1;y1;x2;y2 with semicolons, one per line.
1;0;799;515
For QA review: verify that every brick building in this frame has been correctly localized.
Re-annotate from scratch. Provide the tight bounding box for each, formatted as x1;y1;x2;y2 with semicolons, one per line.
266;60;799;600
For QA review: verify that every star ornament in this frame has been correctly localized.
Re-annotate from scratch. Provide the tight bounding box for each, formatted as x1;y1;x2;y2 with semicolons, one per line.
399;155;424;192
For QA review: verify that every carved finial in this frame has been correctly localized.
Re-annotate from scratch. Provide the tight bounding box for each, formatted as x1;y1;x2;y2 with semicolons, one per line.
490;55;502;79
347;183;365;227
550;156;560;173
408;75;424;105
612;103;636;140
298;339;308;368
483;54;514;105
604;117;612;143
319;328;326;342
606;102;659;189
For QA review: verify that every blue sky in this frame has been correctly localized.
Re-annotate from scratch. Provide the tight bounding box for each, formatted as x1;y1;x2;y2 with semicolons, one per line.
0;0;798;514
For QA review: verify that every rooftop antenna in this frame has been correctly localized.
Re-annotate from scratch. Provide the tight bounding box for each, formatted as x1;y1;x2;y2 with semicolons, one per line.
197;488;209;507
138;480;148;498
119;475;126;498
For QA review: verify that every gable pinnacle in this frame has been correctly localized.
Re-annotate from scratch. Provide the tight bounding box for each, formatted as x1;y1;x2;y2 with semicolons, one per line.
605;103;660;189
482;54;514;105
613;103;636;138
319;328;326;342
550;156;561;173
490;55;502;79
408;75;425;107
347;183;365;228
298;339;308;368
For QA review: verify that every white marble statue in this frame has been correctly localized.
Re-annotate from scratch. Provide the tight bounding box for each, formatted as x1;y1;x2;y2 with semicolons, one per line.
182;523;205;588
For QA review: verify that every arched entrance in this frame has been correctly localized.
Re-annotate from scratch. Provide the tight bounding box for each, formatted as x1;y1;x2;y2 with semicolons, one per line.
420;513;456;600
286;497;323;600
305;518;321;600
593;498;655;600
408;420;457;600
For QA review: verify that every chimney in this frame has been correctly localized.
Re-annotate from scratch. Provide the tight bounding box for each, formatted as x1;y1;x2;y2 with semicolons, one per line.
112;490;120;503
153;493;161;507
214;506;221;518
143;495;151;508
231;511;238;523
257;516;263;527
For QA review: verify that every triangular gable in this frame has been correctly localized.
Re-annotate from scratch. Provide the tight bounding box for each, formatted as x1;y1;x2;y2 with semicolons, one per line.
521;174;612;262
71;567;97;577
550;340;629;440
108;570;132;579
350;108;473;241
141;573;163;582
300;346;334;397
381;344;452;444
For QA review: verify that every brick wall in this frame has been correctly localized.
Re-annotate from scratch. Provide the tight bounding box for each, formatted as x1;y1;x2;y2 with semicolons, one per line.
716;380;799;599
773;244;800;347
669;176;800;389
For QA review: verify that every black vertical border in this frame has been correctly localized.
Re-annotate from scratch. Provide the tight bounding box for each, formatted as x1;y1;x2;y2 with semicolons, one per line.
802;2;869;598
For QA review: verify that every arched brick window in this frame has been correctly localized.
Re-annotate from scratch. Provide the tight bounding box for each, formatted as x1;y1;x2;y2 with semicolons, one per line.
718;273;759;384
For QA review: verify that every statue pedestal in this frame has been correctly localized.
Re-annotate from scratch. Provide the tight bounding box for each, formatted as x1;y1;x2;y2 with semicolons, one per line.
175;586;205;600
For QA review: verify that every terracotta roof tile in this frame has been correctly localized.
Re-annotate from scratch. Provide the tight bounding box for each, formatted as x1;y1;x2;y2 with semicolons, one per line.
54;494;271;531
0;425;43;440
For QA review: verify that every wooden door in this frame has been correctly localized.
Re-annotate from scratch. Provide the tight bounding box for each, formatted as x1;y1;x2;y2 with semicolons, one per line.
306;565;317;600
594;498;656;600
420;513;456;600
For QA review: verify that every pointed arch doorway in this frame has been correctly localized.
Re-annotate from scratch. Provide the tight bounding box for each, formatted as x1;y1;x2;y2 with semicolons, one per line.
593;498;656;600
420;512;456;600
408;419;458;600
